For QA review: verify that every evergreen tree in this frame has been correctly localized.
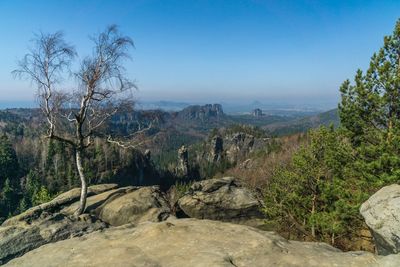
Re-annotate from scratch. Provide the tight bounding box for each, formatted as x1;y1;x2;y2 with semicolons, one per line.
264;127;364;245
339;19;400;188
32;186;53;206
0;134;19;186
0;178;18;220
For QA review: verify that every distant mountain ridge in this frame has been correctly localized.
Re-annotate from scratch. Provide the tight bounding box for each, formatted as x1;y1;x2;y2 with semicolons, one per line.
177;104;225;121
264;108;340;135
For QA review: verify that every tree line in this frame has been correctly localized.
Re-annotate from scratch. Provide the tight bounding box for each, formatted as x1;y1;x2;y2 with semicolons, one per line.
263;19;400;250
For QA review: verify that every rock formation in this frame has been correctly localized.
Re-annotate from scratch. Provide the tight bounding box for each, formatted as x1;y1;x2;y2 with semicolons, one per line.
178;104;224;121
3;180;400;266
225;132;255;163
176;145;189;178
252;108;263;117
209;135;224;162
0;184;171;265
360;184;400;255
203;131;268;165
177;177;264;225
5;218;400;267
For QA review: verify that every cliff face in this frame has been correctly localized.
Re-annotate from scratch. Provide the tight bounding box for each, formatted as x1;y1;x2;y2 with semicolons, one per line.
203;132;269;164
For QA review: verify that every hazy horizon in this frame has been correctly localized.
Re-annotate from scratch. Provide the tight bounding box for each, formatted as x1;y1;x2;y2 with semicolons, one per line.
1;0;399;108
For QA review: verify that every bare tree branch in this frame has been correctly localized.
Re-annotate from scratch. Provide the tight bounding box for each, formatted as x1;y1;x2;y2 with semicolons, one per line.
13;26;136;216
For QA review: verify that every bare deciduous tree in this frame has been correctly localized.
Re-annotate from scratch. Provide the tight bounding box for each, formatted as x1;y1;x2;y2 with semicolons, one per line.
14;25;135;215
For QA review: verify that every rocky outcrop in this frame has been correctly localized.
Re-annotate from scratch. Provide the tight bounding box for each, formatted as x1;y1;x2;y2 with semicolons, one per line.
225;132;256;163
0;184;171;264
2;184;118;227
252;108;263;117
4;181;400;266
0;213;105;265
360;184;400;255
5;218;400;267
177;177;263;225
176;145;189;177
178;104;224;121
0;184;117;265
205;132;268;164
94;186;170;226
209;135;224;162
61;186;171;227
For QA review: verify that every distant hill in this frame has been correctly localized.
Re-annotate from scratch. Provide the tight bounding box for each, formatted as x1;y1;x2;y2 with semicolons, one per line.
264;108;340;136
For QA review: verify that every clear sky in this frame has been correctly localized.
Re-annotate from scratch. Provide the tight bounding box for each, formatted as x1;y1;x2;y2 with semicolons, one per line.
0;0;399;108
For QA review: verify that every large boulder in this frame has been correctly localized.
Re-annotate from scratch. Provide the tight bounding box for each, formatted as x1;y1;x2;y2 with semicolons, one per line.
177;177;263;224
5;218;400;267
94;186;171;226
360;184;400;255
61;186;171;226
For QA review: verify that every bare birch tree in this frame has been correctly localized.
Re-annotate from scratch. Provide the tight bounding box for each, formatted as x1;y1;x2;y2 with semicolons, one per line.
14;25;135;215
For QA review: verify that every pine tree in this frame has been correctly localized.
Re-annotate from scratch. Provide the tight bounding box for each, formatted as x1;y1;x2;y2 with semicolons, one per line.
0;178;18;220
0;134;19;186
339;19;400;188
264;126;364;245
32;186;53;206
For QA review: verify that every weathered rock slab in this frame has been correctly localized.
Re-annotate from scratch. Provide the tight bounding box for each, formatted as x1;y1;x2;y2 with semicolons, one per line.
0;214;105;265
360;184;400;255
5;219;399;267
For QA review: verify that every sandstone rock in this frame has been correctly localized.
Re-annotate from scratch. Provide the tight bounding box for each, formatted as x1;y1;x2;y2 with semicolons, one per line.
5;219;399;267
177;177;263;224
0;213;105;265
209;135;224;162
360;184;400;255
225;133;253;163
60;186;137;215
0;184;118;265
94;186;171;226
223;132;266;164
0;184;171;264
200;130;269;166
176;145;189;177
2;184;118;227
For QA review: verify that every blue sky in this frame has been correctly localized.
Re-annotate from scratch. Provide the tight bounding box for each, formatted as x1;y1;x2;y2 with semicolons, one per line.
0;0;399;108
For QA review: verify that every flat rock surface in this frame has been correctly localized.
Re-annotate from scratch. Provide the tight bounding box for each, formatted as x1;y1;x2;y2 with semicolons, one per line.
5;219;399;267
